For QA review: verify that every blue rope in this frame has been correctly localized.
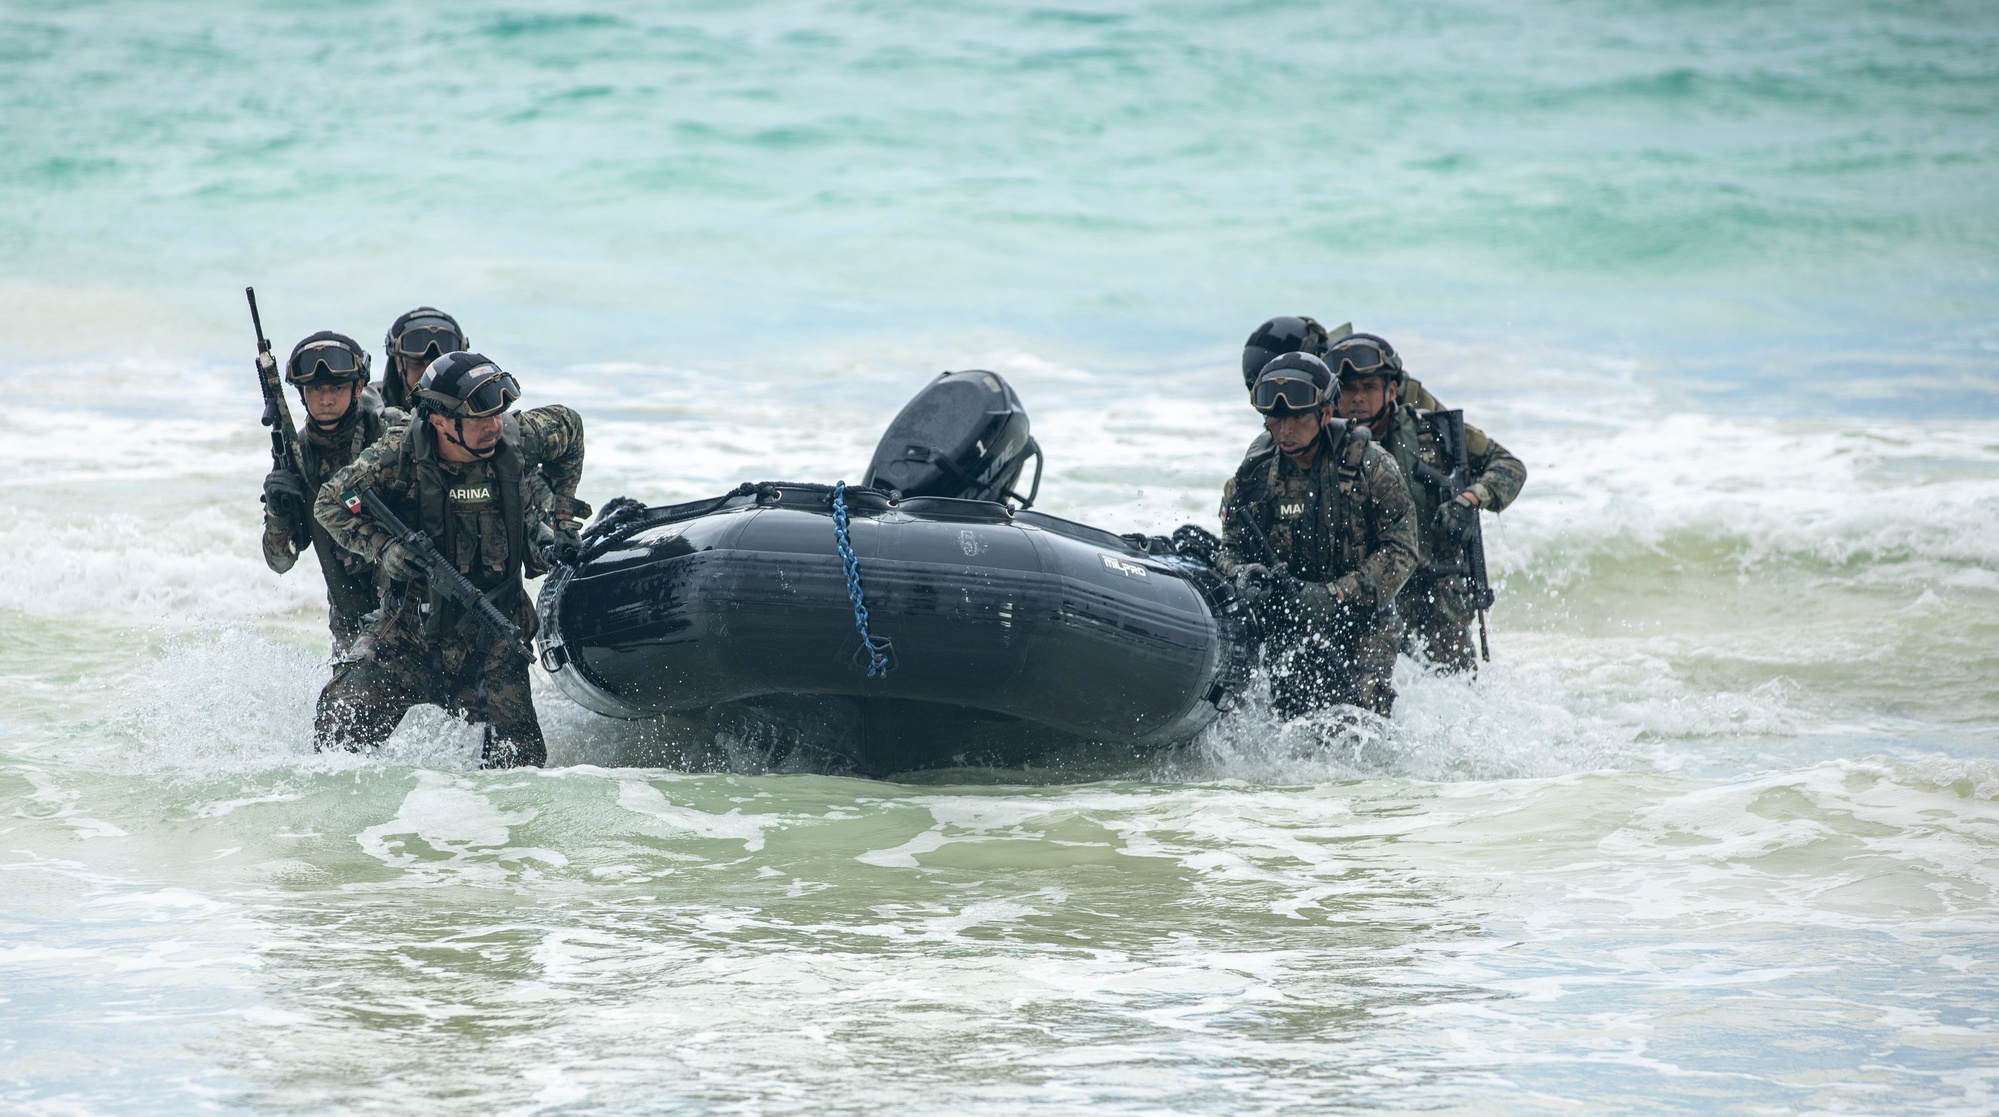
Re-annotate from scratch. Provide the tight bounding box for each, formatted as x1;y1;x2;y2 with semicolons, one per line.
831;481;889;677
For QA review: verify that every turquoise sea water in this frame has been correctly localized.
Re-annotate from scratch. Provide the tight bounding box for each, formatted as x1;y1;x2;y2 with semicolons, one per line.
3;2;1998;1113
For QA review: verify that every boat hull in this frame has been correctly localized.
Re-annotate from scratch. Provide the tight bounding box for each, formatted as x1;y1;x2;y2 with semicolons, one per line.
538;485;1248;774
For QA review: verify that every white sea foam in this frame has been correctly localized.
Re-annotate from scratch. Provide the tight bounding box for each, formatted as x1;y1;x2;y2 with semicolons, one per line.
6;344;1988;794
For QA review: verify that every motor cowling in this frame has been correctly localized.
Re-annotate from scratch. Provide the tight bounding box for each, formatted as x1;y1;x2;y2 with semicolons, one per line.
863;370;1042;507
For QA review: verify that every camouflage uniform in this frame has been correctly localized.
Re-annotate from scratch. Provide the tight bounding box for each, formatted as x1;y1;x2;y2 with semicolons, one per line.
262;399;405;655
1375;404;1526;672
1219;421;1420;717
311;405;587;767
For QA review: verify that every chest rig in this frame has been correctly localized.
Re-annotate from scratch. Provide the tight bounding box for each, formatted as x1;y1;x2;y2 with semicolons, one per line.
396;416;527;634
300;403;389;485
1231;421;1371;581
1383;406;1466;566
301;405;392;597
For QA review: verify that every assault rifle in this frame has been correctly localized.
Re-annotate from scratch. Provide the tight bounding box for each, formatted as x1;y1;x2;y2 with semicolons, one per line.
1223;500;1301;631
343;487;533;661
247;287;311;551
1233;502;1283;571
1413;409;1494;661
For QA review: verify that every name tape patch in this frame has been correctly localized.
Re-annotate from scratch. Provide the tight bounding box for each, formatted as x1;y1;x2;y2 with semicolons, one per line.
448;482;495;504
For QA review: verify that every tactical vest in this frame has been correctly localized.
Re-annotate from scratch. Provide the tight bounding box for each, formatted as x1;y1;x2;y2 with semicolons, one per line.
1229;420;1373;580
1381;406;1462;570
393;417;528;637
300;403;394;622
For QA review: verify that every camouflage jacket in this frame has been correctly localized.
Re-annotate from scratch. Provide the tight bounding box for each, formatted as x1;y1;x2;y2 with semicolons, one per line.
313;405;586;609
1218;420;1420;611
1376;404;1526;566
263;399;404;577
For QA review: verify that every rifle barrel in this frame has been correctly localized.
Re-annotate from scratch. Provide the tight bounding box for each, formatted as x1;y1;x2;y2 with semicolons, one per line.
245;287;269;353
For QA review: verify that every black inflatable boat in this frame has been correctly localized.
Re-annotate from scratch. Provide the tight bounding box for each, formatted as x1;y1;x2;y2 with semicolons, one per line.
537;370;1252;775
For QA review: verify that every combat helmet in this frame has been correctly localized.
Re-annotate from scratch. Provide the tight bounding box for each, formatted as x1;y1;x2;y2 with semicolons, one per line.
414;351;520;459
286;331;372;386
383;307;467;408
386;307;466;367
1249;352;1339;417
1241;316;1353;391
1325;332;1404;381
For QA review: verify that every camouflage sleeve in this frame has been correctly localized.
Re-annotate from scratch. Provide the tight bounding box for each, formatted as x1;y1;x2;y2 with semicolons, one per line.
313;425;408;563
1401;376;1443;412
524;466;555;531
1463;422;1526;512
1215;476;1253;577
1334;446;1420;609
516;404;586;519
261;519;298;574
520;466;558;580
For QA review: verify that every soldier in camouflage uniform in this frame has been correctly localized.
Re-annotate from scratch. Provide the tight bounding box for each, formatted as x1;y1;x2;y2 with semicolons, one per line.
1218;352;1420;717
311;352;589;767
377;307;468;412
260;332;405;655
1330;333;1526;672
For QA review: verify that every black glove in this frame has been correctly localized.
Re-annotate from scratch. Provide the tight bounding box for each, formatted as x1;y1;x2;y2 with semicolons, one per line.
539;520;583;568
262;467;306;520
376;539;425;584
1232;561;1292;607
1435;493;1480;536
1232;562;1272;597
1289;579;1341;624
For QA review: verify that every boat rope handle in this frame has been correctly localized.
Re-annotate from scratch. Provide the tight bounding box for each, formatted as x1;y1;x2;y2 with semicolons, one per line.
831;481;890;678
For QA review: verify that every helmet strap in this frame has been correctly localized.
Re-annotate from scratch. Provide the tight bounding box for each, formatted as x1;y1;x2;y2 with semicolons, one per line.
441;415;501;460
1344;373;1396;430
300;381;361;433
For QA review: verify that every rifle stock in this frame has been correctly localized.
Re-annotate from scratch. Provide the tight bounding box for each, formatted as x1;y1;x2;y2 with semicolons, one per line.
351;488;532;659
247;287;311;550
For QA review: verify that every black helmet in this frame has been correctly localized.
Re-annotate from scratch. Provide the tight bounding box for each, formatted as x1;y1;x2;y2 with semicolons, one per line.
286;331;372;386
1326;332;1404;381
1241;316;1355;391
413;351;520;420
1250;352;1339;416
385;307;466;366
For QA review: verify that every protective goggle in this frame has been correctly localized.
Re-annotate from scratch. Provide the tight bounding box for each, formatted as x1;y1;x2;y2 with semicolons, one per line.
288;343;367;384
390;324;463;360
1328;342;1398;378
1252;375;1332;415
427;369;521;418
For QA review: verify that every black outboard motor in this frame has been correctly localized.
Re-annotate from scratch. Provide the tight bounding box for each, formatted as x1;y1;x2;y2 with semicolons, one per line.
863;370;1043;508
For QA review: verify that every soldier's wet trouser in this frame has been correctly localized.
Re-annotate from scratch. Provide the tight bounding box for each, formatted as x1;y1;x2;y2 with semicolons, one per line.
1265;607;1402;719
313;599;546;768
1398;571;1476;674
327;601;370;660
